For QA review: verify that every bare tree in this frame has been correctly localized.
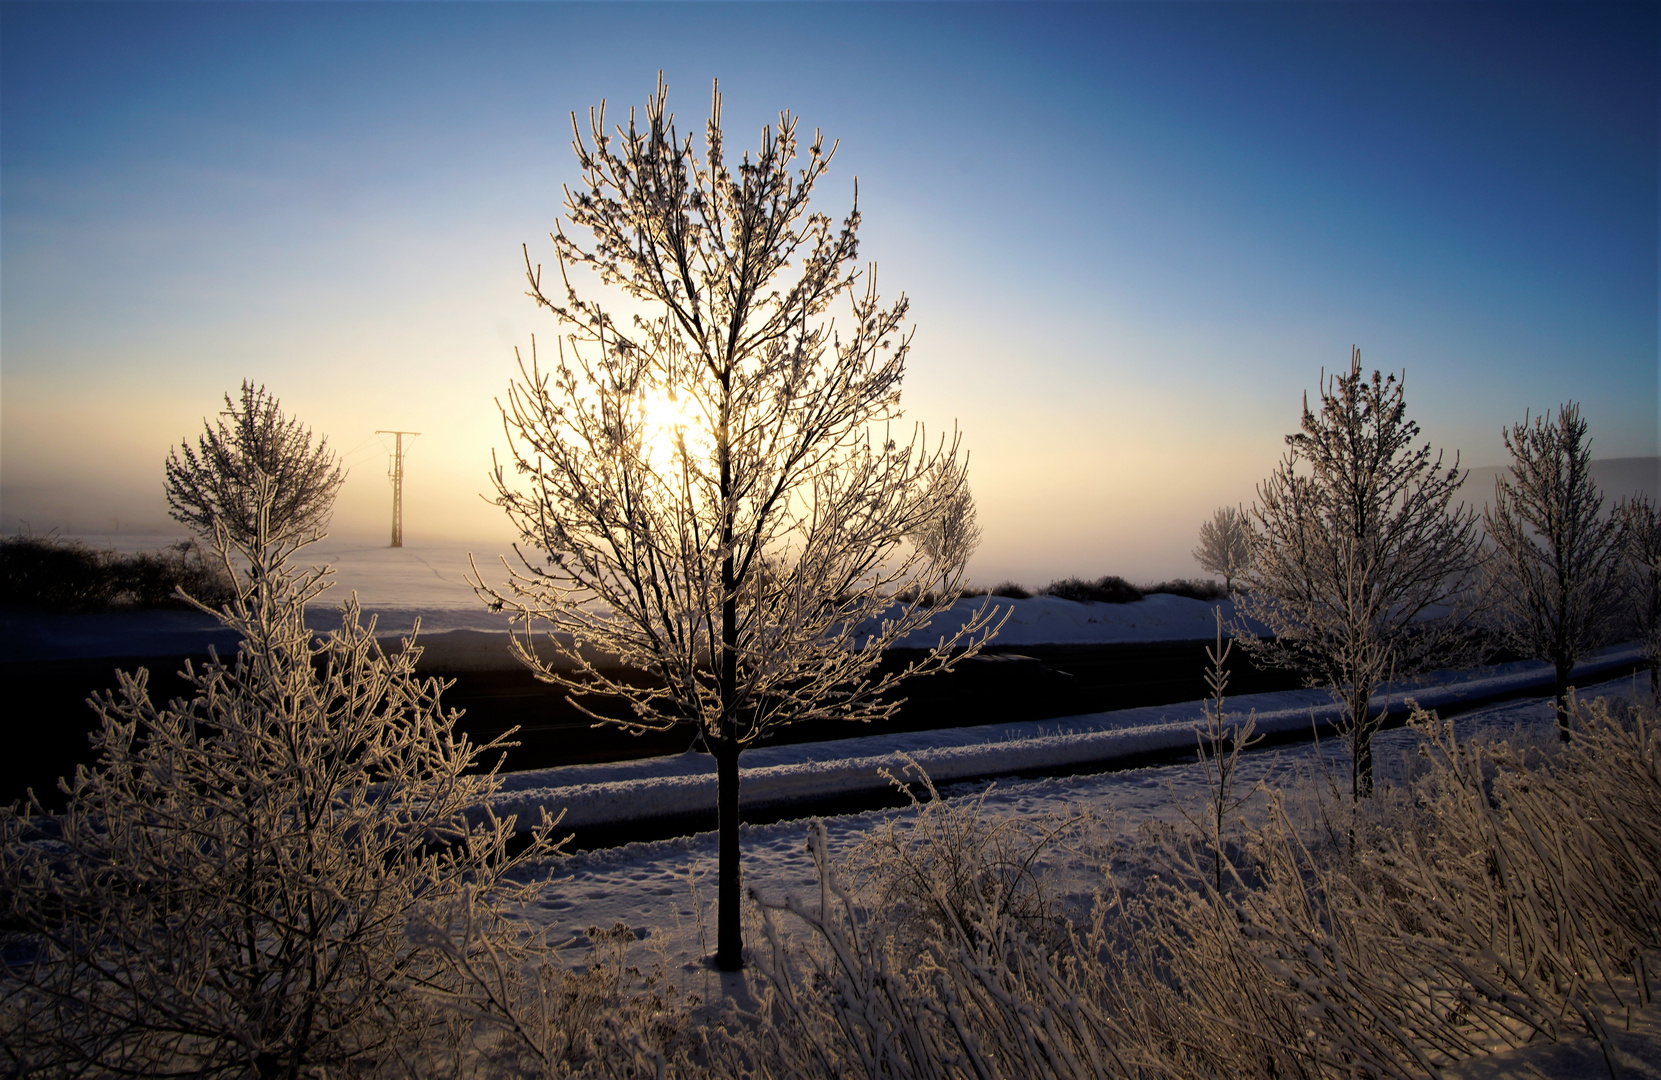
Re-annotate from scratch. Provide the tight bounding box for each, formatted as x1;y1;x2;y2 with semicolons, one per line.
165;380;345;545
1;476;562;1078
1236;349;1479;798
1192;505;1251;595
1620;495;1661;698
474;78;1001;971
1484;404;1628;733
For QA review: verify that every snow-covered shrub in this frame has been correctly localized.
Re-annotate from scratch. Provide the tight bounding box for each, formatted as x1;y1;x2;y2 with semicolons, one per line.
723;814;1133;1080
0;482;577;1078
720;692;1658;1079
841;758;1081;950
1103;691;1659;1079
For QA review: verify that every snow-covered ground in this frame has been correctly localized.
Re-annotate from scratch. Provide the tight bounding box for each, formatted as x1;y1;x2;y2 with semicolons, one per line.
498;669;1658;1078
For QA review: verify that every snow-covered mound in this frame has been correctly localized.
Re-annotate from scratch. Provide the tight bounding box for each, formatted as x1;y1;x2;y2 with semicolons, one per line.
895;592;1255;649
3;545;1255;666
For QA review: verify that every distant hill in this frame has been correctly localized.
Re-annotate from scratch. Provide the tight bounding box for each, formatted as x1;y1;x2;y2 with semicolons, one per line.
1458;456;1658;511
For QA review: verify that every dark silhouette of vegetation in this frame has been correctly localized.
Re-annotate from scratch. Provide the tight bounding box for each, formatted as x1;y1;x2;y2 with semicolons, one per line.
1041;575;1144;604
0;533;235;612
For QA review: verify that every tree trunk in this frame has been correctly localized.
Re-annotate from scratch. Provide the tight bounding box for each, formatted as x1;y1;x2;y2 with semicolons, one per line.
714;734;743;970
1553;655;1573;740
1352;683;1375;800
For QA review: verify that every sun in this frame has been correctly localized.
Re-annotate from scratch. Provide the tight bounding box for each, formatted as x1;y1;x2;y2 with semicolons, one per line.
635;387;707;473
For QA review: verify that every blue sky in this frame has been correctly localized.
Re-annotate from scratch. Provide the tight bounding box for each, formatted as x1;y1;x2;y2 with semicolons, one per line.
2;1;1655;583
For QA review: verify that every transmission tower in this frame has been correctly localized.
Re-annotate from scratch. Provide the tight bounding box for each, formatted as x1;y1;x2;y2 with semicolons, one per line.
376;430;420;547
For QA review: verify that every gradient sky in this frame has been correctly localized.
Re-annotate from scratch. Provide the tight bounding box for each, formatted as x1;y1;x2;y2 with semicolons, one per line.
2;1;1656;585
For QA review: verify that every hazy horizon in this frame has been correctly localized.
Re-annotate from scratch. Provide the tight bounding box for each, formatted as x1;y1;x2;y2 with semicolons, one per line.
4;3;1656;586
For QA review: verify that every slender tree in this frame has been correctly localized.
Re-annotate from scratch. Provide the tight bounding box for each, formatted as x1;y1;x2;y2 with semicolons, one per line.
165;381;345;546
1484;404;1628;732
1620;495;1661;698
475;79;1000;971
1236;349;1479;797
1192;505;1251;595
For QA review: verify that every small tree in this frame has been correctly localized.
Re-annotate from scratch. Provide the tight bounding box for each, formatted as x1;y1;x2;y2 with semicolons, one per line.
1;477;561;1077
1484;404;1628;733
475;79;1000;971
165;380;345;545
1192;505;1251;595
1237;349;1479;798
1182;609;1262;893
1621;495;1661;698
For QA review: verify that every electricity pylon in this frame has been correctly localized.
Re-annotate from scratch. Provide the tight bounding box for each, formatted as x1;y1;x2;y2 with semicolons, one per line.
376;430;420;547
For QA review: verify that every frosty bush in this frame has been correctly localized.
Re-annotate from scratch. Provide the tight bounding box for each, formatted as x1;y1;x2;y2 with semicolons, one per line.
166;381;345;547
717;692;1659;1079
0;479;574;1079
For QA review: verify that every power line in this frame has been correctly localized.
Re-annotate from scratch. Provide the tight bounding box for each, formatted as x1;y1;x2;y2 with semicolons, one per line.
374;430;420;548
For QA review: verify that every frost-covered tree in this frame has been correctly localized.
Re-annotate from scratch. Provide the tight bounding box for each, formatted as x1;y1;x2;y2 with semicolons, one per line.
1484;404;1628;732
1237;349;1479;797
475;79;1000;971
1621;495;1661;698
165;381;345;546
908;457;983;596
1;476;561;1078
1192;505;1251;595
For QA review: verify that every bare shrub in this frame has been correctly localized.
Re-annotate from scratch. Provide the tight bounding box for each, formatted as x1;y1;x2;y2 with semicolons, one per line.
1143;577;1228;602
0;533;235;612
989;581;1032;600
1180;609;1262;893
1041;575;1143;604
841;757;1081;950
723;799;1131;1080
